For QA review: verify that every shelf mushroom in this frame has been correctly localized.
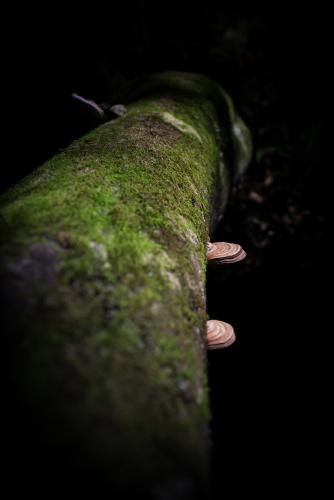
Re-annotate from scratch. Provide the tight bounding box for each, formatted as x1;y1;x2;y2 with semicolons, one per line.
207;241;246;264
206;319;236;349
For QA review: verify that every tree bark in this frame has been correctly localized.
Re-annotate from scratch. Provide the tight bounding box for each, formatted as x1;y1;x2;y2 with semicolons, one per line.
0;72;251;498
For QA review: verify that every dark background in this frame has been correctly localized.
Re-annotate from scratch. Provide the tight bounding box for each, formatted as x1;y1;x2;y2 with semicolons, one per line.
4;2;329;496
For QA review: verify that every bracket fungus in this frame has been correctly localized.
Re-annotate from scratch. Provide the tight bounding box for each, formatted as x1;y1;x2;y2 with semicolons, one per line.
206;241;246;264
206;320;236;349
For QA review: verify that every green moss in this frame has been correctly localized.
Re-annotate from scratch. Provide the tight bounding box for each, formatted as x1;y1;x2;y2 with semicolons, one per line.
0;72;249;495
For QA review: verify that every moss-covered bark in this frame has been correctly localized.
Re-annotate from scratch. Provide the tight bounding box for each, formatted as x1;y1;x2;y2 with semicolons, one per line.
0;72;251;498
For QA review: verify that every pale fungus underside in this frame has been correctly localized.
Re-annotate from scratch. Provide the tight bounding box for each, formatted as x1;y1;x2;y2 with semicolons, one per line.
0;72;251;496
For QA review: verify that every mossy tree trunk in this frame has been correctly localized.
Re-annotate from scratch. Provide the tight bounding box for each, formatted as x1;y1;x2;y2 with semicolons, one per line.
0;72;251;498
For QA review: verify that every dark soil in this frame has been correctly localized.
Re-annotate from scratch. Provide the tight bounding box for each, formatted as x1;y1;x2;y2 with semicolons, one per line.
204;9;328;495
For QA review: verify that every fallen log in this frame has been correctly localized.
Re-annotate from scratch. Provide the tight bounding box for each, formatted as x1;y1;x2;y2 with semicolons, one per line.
0;72;251;498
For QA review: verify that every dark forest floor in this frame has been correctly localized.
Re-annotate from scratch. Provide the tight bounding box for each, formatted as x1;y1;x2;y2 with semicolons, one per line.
205;11;328;496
